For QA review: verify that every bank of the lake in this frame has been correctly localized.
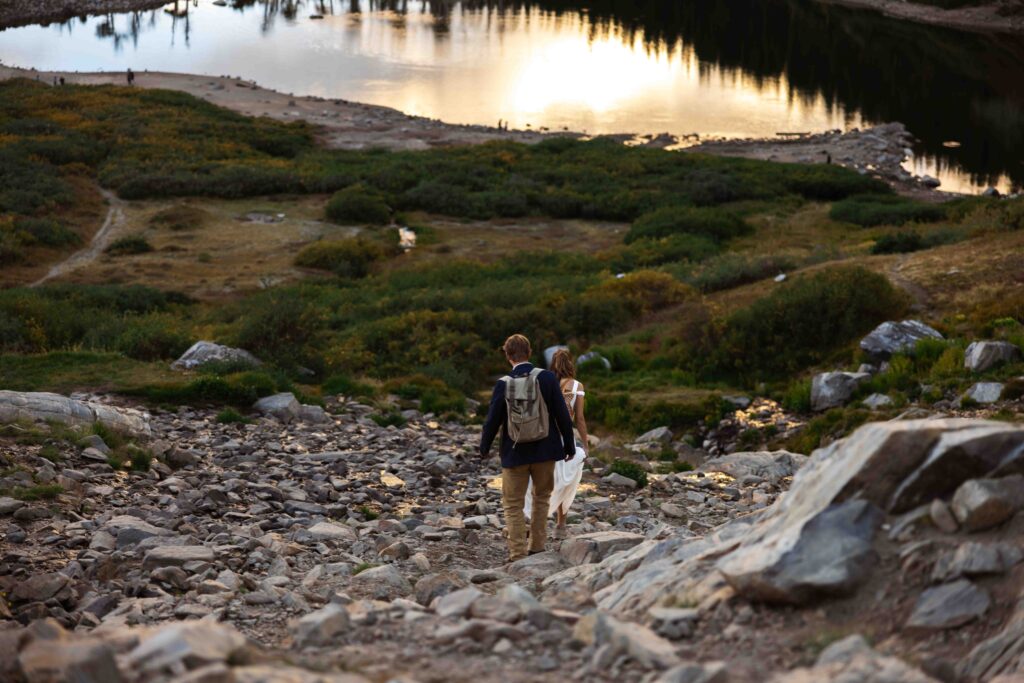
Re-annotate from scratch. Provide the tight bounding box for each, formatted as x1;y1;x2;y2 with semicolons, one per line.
0;0;165;30
0;65;956;198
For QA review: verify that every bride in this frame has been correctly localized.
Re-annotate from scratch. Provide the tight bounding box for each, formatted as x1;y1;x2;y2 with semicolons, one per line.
525;348;589;539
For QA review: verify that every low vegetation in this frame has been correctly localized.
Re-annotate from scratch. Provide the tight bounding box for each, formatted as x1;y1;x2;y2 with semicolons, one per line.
2;80;1023;440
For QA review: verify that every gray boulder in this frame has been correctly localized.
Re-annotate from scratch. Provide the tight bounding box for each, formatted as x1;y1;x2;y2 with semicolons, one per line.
932;542;1023;582
126;619;248;674
636;426;674;445
349;564;411;597
771;634;938;682
906;579;990;630
700;451;807;486
577;351;612;370
950;475;1024;531
142;545;216;570
965;341;1020;373
19;635;123;683
253;393;301;423
958;601;1024;680
963;382;1006;405
0;390;150;438
811;372;870;411
170;340;260;371
859;320;943;361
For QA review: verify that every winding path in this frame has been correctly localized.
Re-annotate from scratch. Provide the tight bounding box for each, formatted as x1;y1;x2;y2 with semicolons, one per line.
32;188;124;287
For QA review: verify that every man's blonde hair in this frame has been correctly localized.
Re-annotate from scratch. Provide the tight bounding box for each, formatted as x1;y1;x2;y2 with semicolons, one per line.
502;334;532;363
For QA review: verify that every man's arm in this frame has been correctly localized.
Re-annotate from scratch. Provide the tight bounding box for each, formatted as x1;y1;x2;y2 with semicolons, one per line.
480;380;506;457
542;372;575;458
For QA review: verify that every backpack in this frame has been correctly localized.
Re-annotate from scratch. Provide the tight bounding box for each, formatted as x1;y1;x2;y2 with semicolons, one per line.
501;368;550;445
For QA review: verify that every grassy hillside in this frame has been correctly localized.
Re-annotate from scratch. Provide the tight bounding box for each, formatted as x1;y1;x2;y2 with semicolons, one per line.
2;78;1023;447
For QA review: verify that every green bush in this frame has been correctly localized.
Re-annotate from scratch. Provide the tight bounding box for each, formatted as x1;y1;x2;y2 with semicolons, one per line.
216;408;251;424
14;217;79;247
149;205;208;231
688;253;796;293
372;411;408;428
294;238;387;278
322;374;376;398
871;228;963;254
626;206;750;244
781;379;812;413
388;374;465;414
609;459;648;488
232;290;323;369
781;166;890;200
326;185;391;225
830;195;946;227
705;266;907;383
105;236;153;255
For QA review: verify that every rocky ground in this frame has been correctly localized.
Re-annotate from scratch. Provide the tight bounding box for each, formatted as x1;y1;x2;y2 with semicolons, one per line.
0;0;166;30
3;367;1024;682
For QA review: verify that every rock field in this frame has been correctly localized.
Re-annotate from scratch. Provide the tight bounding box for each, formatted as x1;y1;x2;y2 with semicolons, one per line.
3;390;1024;682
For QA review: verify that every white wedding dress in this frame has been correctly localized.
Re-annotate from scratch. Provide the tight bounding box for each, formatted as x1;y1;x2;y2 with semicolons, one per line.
524;380;586;521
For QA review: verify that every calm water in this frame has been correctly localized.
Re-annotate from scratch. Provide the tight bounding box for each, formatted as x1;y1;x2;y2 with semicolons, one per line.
1;0;1022;194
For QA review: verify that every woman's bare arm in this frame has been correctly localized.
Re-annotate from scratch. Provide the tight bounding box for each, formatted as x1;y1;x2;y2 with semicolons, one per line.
575;394;590;455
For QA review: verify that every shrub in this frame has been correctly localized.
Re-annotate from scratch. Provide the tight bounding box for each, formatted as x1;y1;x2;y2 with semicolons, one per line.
127;446;152;472
322;374;376;398
611;233;719;271
689;253;796;293
216;408;251;424
326;185;391;225
583;271;694;316
372;411;408;428
294;238;387;278
10;484;64;501
830;195;946;227
786;408;872;454
705;266;907;382
387;374;465;414
14;217;79;247
149;205;208;231
626;206;750;244
232;290;323;368
781;379;812;413
871;228;963;254
106;236;152;255
609;459;648;488
781;166;890;200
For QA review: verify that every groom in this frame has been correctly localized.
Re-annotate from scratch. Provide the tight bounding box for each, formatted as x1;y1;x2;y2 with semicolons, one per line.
480;334;575;562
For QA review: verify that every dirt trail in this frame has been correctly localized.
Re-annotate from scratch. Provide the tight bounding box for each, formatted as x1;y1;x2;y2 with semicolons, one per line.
32;189;124;287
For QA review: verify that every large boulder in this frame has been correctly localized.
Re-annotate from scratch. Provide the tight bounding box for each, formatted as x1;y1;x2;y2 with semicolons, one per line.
544;345;569;368
594;419;1024;615
965;341;1020;373
253;393;301;423
170;340;261;371
811;372;870;411
771;635;938;682
577;351;612;371
950;475;1024;531
0;391;150;438
859;320;943;361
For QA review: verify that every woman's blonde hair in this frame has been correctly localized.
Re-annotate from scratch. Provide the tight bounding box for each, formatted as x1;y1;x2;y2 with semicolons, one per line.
550;348;576;381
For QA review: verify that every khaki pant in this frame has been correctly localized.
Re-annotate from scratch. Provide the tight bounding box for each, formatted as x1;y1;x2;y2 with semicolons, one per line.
501;460;556;561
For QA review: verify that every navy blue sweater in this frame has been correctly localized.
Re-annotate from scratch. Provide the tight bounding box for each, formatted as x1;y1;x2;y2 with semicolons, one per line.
480;363;576;468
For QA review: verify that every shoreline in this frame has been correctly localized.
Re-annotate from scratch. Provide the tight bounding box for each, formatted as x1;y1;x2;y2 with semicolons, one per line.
0;0;1021;36
0;64;958;197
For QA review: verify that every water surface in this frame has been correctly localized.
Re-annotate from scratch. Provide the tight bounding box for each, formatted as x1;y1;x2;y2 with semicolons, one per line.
1;0;1022;194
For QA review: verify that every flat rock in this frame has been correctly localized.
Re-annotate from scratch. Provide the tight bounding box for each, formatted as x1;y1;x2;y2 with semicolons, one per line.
127;619;248;673
0;390;150;437
350;564;411;597
771;634;938;682
292;603;350;648
143;545;216;570
574;610;680;669
0;496;24;515
636;427;674;445
906;579;990;630
560;531;646;566
932;542;1023;582
862;393;894;410
19;636;123;683
307;522;356;542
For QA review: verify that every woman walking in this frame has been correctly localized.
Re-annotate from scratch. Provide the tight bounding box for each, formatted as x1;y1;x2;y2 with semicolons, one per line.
525;348;589;539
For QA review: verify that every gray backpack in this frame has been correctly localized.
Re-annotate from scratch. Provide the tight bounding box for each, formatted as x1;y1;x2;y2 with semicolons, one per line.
501;368;550;445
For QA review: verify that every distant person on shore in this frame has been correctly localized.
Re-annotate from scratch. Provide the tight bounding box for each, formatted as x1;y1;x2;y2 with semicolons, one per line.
480;334;575;563
127;68;135;86
524;348;588;539
59;77;65;86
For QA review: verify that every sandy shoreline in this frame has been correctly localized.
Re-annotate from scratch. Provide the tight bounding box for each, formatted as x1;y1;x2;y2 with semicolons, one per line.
0;65;954;197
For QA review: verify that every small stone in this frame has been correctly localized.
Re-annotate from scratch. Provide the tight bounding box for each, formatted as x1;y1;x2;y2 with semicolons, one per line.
962;382;1005;405
142;545;216;570
307;522;356;542
929;499;958;533
292;603;350;648
603;472;639;488
951;476;1024;532
907;580;990;630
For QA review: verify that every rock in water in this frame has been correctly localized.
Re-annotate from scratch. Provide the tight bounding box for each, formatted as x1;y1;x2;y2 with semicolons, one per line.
859;320;943;361
906;580;990;630
171;340;261;371
810;372;870;411
965;341;1020;373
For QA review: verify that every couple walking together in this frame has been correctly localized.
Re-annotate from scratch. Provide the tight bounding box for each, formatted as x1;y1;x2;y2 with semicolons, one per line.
479;334;590;562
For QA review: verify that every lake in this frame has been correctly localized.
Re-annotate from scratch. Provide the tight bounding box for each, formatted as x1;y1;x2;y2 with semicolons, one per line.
1;0;1022;194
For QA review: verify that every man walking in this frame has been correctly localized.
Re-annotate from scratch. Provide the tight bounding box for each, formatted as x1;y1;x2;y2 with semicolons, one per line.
481;334;575;562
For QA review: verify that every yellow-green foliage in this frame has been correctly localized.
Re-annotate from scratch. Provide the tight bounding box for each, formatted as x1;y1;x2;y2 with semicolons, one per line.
294;238;387;278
